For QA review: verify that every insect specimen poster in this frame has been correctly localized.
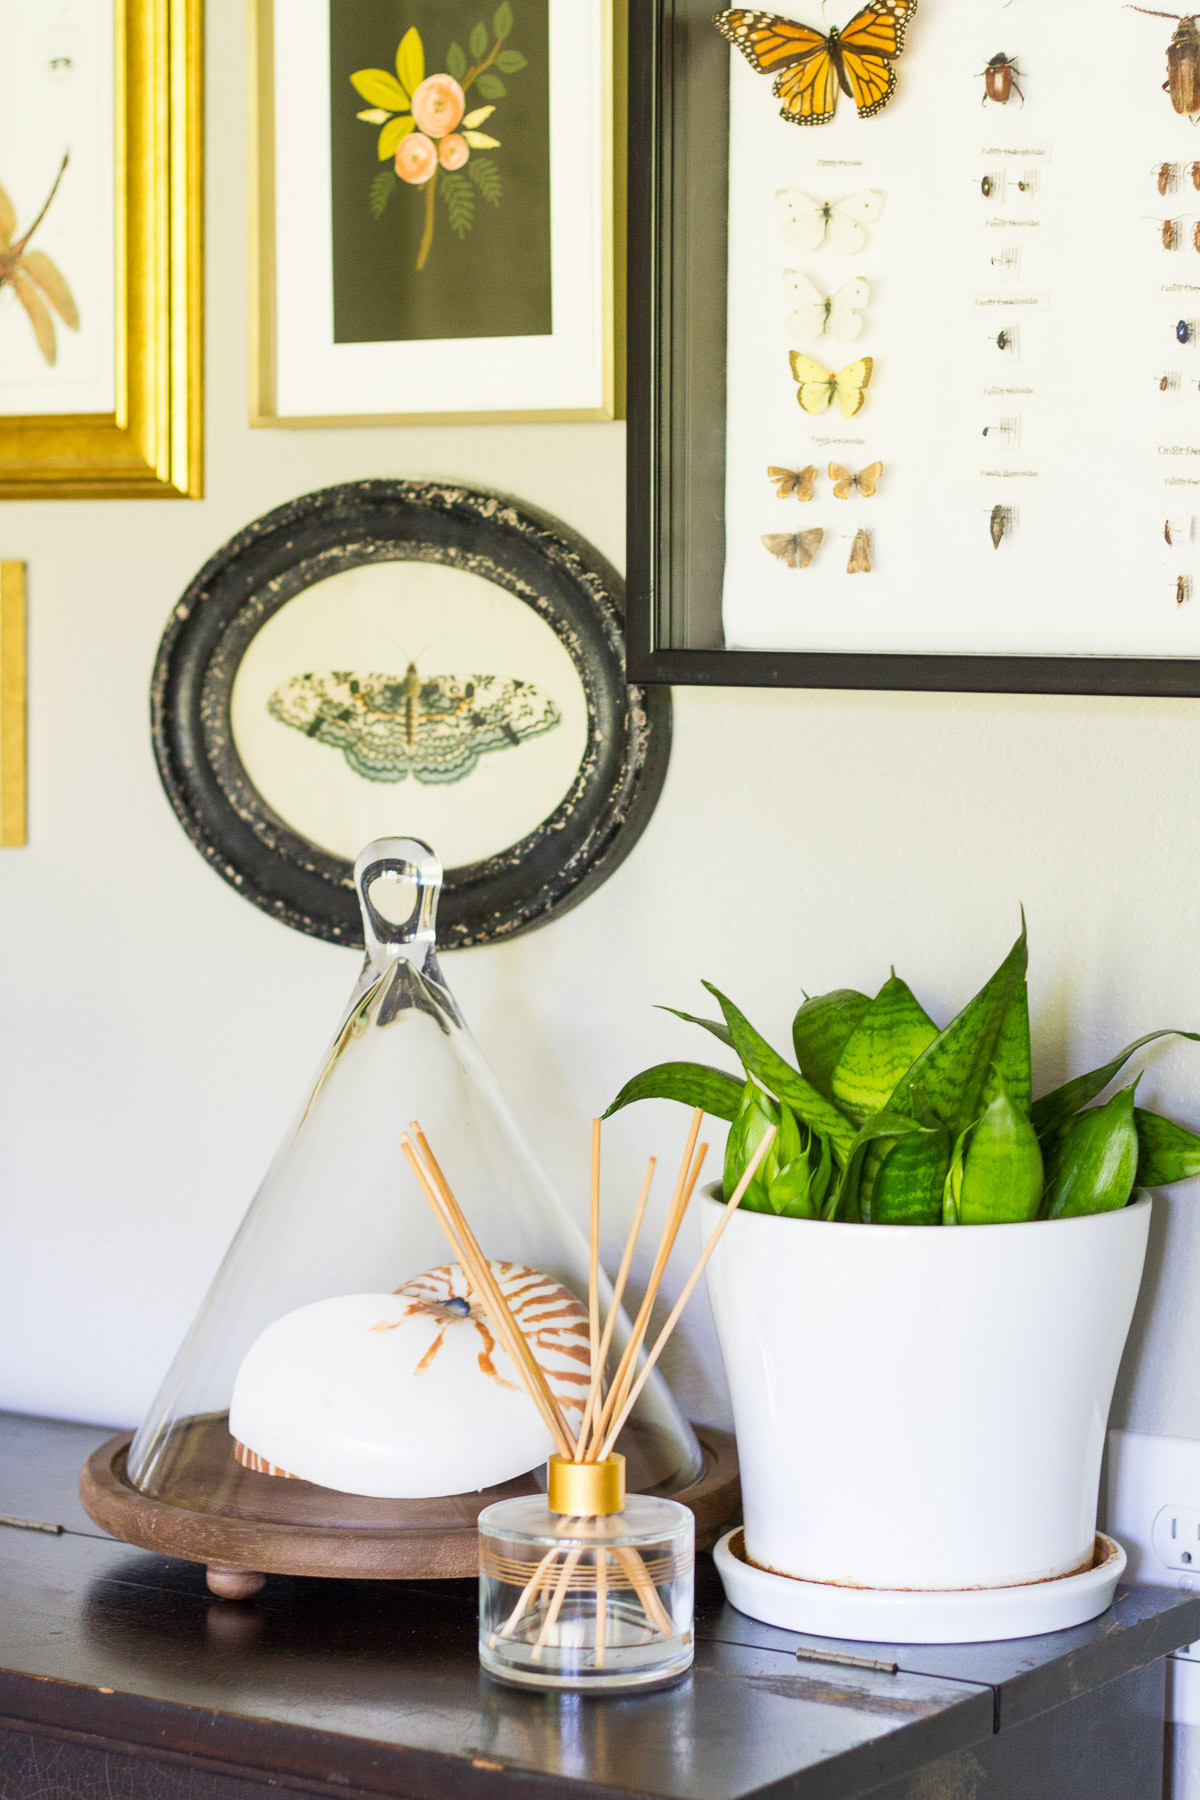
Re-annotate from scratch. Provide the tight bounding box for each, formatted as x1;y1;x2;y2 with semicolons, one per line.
254;0;620;423
0;0;115;417
229;560;588;869
715;0;1200;664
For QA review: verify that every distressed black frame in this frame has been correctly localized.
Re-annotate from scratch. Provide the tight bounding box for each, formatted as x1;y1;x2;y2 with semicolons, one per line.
153;480;671;950
626;0;1200;695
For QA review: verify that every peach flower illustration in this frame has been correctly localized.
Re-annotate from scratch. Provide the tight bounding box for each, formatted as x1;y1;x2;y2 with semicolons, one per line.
438;133;470;171
411;74;465;138
395;132;438;185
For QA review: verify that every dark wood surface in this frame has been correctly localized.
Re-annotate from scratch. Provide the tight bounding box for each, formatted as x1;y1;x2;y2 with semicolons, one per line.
2;1412;1198;1800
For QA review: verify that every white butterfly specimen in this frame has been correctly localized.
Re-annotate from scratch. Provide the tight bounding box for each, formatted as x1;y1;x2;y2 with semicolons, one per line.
775;189;886;256
268;663;561;785
783;272;869;343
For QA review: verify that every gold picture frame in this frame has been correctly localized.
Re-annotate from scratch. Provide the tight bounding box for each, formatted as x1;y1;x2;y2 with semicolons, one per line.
0;0;203;500
0;564;26;846
249;0;624;428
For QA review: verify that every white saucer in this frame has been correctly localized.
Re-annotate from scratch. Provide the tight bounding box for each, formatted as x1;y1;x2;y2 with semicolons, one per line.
713;1528;1127;1645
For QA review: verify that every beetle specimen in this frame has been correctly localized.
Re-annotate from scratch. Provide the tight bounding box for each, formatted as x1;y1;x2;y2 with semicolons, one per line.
1158;160;1179;194
1192;160;1200;187
1128;11;1200;117
981;173;995;197
1179;574;1193;605
1163;217;1183;249
990;505;1011;550
992;327;1018;353
1180;318;1194;343
1166;518;1175;545
980;52;1025;104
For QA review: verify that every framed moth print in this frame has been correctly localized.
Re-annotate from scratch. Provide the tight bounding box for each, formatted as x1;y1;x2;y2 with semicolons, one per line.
152;481;670;948
627;0;1200;694
251;0;623;425
0;0;202;500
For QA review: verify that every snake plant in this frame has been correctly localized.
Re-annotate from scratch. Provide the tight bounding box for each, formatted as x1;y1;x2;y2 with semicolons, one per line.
605;925;1200;1225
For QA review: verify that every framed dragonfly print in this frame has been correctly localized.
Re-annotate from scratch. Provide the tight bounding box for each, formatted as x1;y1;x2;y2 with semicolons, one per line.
628;0;1200;693
152;481;670;947
251;0;623;426
0;0;201;500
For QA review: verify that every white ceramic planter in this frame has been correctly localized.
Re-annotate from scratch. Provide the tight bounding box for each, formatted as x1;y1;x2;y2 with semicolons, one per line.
701;1192;1150;1594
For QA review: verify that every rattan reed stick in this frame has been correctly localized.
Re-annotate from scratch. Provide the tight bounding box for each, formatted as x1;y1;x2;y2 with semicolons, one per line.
589;1119;602;1381
573;1155;655;1463
408;1123;575;1453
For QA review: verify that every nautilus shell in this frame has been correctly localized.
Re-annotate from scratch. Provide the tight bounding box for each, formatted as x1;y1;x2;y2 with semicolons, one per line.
229;1262;590;1499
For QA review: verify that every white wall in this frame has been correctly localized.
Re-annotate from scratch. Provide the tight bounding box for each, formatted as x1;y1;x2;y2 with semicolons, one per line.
4;1;1200;1439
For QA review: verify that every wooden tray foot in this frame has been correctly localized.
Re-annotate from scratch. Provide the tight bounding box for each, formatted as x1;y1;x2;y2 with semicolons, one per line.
206;1566;266;1600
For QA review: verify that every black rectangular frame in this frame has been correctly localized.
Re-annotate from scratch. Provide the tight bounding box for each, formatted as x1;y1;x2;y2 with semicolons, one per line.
625;0;1200;695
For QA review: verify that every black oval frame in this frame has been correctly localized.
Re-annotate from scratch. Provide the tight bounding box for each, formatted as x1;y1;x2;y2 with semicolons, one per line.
152;481;672;950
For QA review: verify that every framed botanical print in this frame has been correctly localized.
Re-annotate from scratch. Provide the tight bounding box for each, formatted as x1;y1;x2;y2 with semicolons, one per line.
0;0;202;500
0;563;24;846
627;0;1200;694
251;0;623;426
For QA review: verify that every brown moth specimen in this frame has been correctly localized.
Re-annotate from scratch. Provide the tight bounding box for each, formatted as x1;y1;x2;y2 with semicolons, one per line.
990;504;1010;550
980;52;1024;105
768;463;818;501
1128;10;1200;116
0;152;79;365
762;528;824;570
847;528;872;574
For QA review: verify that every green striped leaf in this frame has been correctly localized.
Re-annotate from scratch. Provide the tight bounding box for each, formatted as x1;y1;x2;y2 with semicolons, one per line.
1135;1109;1200;1187
603;1062;743;1123
791;989;871;1100
703;982;857;1162
658;1006;734;1052
1031;1030;1200;1143
831;975;939;1122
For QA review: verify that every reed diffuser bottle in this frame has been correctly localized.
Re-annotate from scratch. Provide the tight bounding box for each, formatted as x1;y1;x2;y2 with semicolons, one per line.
399;1108;775;1694
479;1456;695;1692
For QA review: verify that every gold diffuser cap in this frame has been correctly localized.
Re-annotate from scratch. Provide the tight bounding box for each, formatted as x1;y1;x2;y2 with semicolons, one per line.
547;1453;626;1517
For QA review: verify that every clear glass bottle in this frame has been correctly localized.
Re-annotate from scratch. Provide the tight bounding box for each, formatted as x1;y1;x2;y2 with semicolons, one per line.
479;1455;695;1692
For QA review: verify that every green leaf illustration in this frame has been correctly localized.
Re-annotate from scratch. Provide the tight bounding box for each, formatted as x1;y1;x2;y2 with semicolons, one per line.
497;49;527;72
494;2;514;39
476;72;506;99
368;169;396;219
470;21;489;58
447;41;467;81
467;156;502;204
395;26;424;98
440;169;476;237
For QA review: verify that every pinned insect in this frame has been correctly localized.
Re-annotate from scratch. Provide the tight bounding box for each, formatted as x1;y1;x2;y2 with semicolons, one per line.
1179;573;1193;605
762;529;824;570
1193;219;1200;251
1162;217;1183;249
1180;318;1194;343
1128;10;1200;117
1192;160;1200;187
829;460;882;498
1158;160;1180;194
1159;370;1182;391
981;173;995;197
768;463;818;500
990;504;1012;550
1166;518;1175;545
847;528;872;574
980;52;1024;104
992;327;1018;354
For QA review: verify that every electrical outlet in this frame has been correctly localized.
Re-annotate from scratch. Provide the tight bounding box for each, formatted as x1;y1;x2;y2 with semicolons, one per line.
1106;1429;1200;1589
1154;1506;1200;1572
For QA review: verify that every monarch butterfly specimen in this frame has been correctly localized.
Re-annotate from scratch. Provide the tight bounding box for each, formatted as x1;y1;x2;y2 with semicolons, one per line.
716;2;919;125
789;352;874;417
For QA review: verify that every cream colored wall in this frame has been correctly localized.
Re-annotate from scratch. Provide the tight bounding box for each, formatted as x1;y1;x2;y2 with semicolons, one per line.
3;2;1200;1436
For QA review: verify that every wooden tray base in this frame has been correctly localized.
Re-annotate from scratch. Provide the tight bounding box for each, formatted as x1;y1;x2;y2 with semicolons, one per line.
80;1425;739;1595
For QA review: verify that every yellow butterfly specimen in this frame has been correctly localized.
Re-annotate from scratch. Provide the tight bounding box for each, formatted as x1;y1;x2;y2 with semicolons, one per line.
847;527;872;574
789;353;873;417
830;460;882;498
762;528;824;569
768;463;818;500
